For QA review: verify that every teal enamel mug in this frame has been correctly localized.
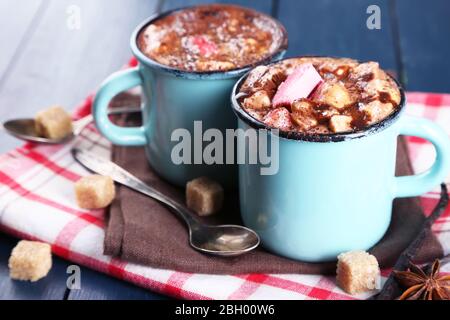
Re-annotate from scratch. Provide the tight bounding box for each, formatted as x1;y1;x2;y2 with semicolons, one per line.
231;63;450;262
92;8;287;189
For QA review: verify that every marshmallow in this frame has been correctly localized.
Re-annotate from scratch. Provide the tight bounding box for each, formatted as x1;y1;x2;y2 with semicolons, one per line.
272;63;322;107
330;115;353;133
243;91;271;109
193;36;218;56
263;107;292;131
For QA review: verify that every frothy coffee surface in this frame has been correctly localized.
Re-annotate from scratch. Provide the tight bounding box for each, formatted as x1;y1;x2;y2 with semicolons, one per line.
137;4;285;72
239;57;401;134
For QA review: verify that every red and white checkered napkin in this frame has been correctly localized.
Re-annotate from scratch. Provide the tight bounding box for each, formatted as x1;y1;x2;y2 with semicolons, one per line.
0;78;449;300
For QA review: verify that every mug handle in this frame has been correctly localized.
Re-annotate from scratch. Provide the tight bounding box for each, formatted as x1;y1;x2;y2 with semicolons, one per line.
393;115;450;198
93;67;146;146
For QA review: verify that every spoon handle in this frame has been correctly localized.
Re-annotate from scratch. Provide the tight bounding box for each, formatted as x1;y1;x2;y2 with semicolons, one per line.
72;106;142;136
73;114;94;136
71;148;198;227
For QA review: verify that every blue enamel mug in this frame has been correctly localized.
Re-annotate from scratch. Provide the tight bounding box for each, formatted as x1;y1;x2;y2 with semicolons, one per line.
231;63;450;262
92;8;288;188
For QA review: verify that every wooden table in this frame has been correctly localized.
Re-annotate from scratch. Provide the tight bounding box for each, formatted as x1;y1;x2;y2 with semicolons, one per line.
0;0;448;300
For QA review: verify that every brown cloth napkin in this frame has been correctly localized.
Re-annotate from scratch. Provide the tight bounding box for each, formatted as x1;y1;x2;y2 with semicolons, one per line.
104;93;443;275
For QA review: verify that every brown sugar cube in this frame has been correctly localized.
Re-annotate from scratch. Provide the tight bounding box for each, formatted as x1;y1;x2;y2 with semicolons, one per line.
336;251;380;294
35;106;73;139
9;240;52;282
186;177;224;216
330;115;353;133
75;174;116;209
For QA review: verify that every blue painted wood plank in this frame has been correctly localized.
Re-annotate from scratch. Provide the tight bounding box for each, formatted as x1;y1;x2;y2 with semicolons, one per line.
162;0;273;15
0;233;69;300
0;0;44;78
67;267;167;300
395;0;450;92
277;0;397;71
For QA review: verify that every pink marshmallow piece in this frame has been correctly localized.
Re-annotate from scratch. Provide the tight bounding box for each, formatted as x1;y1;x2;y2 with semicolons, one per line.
193;36;217;56
263;107;293;131
272;63;323;107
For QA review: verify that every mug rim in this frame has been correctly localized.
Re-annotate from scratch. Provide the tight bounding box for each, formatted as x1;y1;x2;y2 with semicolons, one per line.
130;4;288;80
231;55;406;142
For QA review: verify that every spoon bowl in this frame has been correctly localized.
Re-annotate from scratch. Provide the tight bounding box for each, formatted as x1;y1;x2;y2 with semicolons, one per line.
3;118;74;144
3;106;142;144
72;147;261;256
190;224;260;256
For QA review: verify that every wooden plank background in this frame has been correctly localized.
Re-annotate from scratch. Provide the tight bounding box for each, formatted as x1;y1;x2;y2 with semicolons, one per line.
0;0;448;299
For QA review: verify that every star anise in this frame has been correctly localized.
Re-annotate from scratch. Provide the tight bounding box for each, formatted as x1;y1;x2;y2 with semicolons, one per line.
393;259;450;300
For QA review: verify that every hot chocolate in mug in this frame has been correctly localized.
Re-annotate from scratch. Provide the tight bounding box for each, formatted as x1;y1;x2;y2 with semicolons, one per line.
92;6;287;188
231;61;450;262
